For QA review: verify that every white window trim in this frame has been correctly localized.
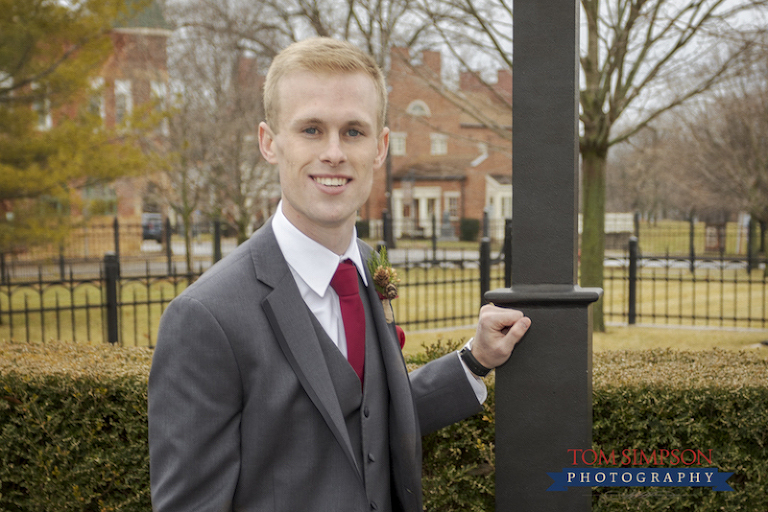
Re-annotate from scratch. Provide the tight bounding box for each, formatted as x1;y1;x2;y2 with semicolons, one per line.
430;133;448;155
115;79;133;125
390;132;407;156
406;99;431;117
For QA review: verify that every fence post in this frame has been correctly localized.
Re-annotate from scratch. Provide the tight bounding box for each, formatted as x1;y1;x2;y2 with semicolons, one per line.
113;217;120;262
165;218;173;274
104;252;120;344
213;219;222;264
633;210;640;237
431;213;437;265
689;216;696;273
628;236;638;325
382;209;395;249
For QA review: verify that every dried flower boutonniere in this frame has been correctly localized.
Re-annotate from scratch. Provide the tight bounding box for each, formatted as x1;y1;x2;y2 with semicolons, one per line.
367;246;400;323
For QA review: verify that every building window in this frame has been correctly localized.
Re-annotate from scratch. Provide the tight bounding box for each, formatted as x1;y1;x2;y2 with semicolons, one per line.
390;132;407;156
445;194;460;219
32;83;52;131
89;77;105;121
406;100;431;117
430;133;448;155
151;80;169;135
502;196;512;219
115;79;133;125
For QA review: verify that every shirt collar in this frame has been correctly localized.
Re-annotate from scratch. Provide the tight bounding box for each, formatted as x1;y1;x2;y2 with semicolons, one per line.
273;201;368;297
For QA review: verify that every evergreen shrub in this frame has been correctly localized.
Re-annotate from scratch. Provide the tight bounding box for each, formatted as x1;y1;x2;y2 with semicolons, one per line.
459;218;480;242
1;342;767;511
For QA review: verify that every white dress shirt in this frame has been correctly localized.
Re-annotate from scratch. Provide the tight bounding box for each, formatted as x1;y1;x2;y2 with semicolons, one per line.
272;202;486;403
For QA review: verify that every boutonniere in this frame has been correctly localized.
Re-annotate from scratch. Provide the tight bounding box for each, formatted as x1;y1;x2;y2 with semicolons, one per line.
367;246;400;323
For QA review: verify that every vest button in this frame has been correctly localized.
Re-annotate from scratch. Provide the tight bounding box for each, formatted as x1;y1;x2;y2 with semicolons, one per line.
370;501;378;510
368;453;376;463
363;406;370;417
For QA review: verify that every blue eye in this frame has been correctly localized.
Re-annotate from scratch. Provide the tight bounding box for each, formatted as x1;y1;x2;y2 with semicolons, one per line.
347;129;361;137
304;127;318;135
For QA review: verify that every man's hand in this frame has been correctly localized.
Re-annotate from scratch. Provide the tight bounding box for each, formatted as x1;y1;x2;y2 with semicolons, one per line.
471;304;531;369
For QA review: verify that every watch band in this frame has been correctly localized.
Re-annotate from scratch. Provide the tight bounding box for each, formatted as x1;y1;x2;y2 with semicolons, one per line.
460;346;492;377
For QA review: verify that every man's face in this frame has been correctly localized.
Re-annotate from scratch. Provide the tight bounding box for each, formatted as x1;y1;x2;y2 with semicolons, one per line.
259;70;389;241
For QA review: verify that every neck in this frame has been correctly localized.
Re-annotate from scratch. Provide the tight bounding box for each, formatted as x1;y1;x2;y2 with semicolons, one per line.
281;208;355;256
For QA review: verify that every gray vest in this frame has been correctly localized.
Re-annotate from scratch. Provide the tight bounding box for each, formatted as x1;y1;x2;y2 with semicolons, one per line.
312;275;393;512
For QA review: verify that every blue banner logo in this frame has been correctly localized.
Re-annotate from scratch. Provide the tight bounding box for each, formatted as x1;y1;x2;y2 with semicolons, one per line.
547;468;733;492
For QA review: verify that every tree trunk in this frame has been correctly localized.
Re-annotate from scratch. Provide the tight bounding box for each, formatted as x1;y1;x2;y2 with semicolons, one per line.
580;148;607;331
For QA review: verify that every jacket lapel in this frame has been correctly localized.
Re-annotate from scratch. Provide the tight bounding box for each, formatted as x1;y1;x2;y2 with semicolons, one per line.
359;243;423;508
251;221;363;482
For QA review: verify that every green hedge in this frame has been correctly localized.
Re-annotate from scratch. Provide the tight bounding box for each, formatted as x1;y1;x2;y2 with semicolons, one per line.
0;343;152;511
1;342;767;511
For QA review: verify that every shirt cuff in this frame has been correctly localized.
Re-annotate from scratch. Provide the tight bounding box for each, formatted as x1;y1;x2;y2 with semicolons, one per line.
457;338;488;404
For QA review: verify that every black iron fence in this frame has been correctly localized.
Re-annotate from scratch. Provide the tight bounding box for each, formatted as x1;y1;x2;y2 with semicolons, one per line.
603;237;768;328
5;216;768;345
0;254;203;347
0;234;508;346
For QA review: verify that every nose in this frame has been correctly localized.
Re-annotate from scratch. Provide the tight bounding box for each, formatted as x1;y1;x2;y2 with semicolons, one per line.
320;134;347;167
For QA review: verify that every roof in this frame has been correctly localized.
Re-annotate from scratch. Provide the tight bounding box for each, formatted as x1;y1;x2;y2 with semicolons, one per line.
114;0;171;31
394;156;474;181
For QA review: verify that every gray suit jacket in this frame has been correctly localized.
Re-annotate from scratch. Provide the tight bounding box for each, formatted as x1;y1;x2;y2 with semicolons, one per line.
148;220;482;512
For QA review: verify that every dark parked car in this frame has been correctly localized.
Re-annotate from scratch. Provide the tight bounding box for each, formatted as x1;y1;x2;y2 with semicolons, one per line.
142;213;164;242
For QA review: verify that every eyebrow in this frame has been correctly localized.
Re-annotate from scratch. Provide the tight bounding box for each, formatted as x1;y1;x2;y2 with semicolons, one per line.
291;117;373;131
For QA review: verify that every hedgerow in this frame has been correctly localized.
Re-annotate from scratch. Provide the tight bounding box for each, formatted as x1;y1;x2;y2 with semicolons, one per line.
1;341;766;511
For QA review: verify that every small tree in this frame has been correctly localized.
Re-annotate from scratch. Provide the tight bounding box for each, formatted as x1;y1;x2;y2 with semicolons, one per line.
0;0;155;254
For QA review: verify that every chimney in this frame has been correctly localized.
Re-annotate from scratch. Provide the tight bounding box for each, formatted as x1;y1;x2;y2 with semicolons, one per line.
460;70;484;92
421;50;441;77
497;69;512;95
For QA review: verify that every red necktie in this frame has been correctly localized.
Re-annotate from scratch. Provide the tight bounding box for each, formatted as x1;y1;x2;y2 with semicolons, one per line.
330;260;366;383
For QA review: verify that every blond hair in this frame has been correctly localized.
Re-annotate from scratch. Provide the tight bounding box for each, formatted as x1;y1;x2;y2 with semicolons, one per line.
263;37;387;133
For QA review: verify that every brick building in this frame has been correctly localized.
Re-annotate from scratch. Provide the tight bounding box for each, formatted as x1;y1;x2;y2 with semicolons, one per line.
80;0;172;220
363;47;512;241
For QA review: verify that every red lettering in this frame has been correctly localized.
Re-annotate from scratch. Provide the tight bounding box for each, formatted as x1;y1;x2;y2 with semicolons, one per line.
568;449;582;466
681;449;697;465
670;449;680;465
620;449;632;466
582;449;598;465
598;450;616;466
639;449;657;466
698;449;713;465
658;449;670;466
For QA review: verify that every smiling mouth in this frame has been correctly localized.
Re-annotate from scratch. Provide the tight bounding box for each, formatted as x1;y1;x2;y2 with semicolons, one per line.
313;176;350;187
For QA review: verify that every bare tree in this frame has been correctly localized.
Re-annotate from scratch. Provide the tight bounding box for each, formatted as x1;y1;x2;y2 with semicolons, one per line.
681;42;768;232
579;0;768;330
158;0;281;262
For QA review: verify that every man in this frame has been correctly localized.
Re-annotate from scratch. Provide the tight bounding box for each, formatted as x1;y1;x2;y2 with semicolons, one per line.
148;37;530;512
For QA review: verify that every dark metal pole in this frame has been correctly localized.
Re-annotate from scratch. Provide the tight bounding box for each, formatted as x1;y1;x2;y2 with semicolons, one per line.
165;218;173;275
480;235;491;306
384;153;396;248
113;216;120;263
104;252;120;345
689;215;696;273
504;218;513;288
488;1;600;510
628;237;638;325
431;213;438;265
213;219;222;264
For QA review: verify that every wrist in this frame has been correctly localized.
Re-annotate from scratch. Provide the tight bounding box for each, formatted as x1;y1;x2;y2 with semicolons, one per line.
459;341;492;377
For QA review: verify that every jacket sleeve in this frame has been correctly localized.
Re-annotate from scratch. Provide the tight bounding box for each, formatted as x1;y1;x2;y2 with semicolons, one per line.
148;295;243;512
408;353;483;436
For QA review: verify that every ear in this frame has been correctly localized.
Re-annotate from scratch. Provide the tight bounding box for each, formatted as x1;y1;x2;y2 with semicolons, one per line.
258;122;279;164
374;127;390;168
